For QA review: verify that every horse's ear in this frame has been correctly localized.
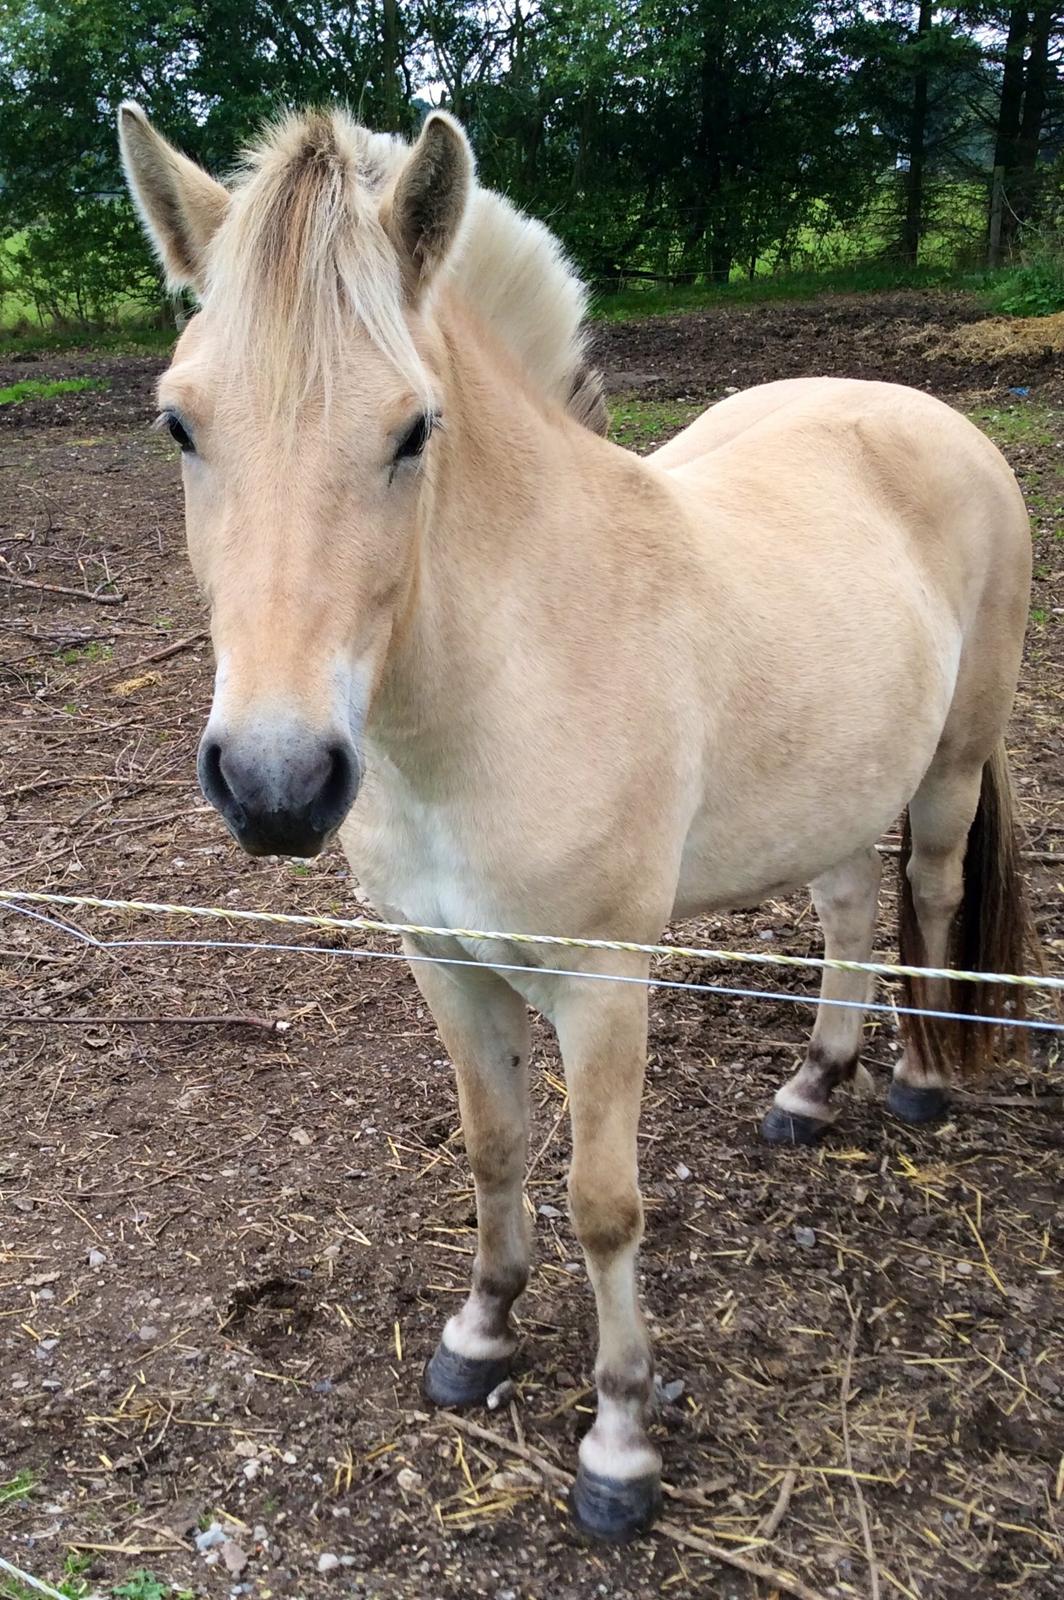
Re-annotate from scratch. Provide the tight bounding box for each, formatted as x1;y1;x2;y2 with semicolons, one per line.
384;112;473;299
117;103;229;294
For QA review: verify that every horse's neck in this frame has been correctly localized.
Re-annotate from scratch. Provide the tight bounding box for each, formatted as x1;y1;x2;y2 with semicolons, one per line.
372;307;629;748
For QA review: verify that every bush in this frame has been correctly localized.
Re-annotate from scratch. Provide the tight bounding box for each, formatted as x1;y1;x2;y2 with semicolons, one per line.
0;201;163;329
991;244;1064;318
986;165;1064;318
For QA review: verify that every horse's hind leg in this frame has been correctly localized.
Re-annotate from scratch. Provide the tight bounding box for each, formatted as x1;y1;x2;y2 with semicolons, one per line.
888;759;983;1124
762;845;882;1145
410;951;532;1407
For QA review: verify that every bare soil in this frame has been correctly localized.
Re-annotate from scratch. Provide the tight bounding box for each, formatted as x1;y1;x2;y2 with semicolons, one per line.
1;292;1062;1600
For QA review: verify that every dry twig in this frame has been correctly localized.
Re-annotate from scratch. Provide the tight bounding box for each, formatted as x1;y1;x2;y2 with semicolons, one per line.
0;570;124;604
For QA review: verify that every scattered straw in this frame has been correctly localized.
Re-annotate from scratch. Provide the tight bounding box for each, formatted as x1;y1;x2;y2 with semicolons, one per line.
441;1413;827;1600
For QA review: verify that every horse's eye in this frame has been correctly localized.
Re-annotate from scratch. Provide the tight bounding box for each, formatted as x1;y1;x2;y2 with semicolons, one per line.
159;411;195;453
393;412;435;465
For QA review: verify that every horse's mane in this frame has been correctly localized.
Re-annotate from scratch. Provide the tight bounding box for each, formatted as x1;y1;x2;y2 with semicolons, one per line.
204;109;604;429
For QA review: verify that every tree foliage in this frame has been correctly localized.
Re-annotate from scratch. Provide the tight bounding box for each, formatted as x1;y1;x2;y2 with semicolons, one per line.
0;0;1061;323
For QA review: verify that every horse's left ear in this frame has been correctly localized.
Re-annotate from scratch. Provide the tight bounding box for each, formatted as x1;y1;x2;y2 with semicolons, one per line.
384;112;473;299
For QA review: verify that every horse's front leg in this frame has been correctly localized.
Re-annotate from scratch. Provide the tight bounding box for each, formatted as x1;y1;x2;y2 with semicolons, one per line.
407;948;532;1407
555;976;662;1541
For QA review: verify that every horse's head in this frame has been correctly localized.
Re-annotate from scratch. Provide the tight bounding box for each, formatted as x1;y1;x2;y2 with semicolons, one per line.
119;105;472;857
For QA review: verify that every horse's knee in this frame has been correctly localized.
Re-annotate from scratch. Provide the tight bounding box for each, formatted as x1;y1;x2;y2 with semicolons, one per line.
568;1175;643;1260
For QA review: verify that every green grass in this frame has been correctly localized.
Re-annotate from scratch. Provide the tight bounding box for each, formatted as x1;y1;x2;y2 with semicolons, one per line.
0;323;176;359
983;257;1064;319
0;1471;36;1509
0;1564;192;1600
0;1476;193;1600
608;397;701;451
0;377;109;406
112;1573;193;1600
591;259;971;322
965;401;1058;450
60;640;113;665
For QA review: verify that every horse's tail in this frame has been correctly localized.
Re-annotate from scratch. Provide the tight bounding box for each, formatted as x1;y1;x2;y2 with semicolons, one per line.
898;743;1035;1078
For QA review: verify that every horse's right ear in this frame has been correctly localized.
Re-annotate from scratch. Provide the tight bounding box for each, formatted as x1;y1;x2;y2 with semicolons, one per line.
117;103;229;294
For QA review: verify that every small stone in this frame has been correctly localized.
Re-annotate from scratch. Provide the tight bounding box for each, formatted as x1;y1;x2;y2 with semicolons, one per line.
290;1127;312;1145
793;1227;816;1250
233;1439;259;1458
137;1324;159;1343
537;1204;561;1219
490;1469;538;1493
221;1540;248;1576
396;1467;423;1493
196;1523;226;1553
317;1553;340;1574
674;1163;691;1181
658;1377;685;1404
486;1378;516;1410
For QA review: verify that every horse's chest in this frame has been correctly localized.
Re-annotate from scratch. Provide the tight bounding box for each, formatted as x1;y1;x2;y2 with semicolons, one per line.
338;763;497;937
338;778;565;1005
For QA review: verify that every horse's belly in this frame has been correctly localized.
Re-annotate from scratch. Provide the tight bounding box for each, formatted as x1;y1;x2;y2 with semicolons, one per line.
673;724;942;916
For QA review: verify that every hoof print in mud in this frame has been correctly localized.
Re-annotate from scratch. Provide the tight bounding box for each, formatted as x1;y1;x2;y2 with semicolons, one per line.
423;1341;513;1408
887;1081;951;1124
760;1106;830;1146
569;1466;663;1542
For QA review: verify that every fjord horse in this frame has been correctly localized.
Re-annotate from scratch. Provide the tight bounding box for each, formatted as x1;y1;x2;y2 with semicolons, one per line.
119;103;1031;1538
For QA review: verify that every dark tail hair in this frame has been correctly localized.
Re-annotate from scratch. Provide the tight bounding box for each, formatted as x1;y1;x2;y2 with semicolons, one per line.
898;743;1035;1077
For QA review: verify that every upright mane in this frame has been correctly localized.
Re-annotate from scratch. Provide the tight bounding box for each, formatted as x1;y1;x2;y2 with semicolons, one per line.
203;109;604;428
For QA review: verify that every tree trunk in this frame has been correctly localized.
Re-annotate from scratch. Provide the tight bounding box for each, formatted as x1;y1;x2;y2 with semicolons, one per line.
900;0;934;266
990;4;1030;258
1012;4;1053;230
683;8;731;285
381;0;402;132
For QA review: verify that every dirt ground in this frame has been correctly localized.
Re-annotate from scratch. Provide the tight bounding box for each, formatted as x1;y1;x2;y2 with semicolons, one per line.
1;293;1062;1600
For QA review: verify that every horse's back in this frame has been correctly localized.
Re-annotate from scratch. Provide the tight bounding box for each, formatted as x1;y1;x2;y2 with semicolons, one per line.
650;376;1029;631
650;376;848;468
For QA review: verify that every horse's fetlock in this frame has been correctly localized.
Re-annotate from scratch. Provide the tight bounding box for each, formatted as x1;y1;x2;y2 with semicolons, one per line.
474;1260;527;1307
597;1353;654;1408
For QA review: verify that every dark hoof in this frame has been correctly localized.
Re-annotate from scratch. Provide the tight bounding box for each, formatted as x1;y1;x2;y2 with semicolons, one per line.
423;1341;512;1409
570;1466;662;1542
887;1080;950;1125
761;1105;830;1146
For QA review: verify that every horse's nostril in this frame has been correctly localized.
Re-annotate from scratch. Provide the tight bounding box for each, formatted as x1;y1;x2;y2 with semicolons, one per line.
313;743;358;831
200;739;228;804
199;737;247;830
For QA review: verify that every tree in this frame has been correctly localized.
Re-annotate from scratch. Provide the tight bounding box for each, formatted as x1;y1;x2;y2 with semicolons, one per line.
981;3;1064;261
